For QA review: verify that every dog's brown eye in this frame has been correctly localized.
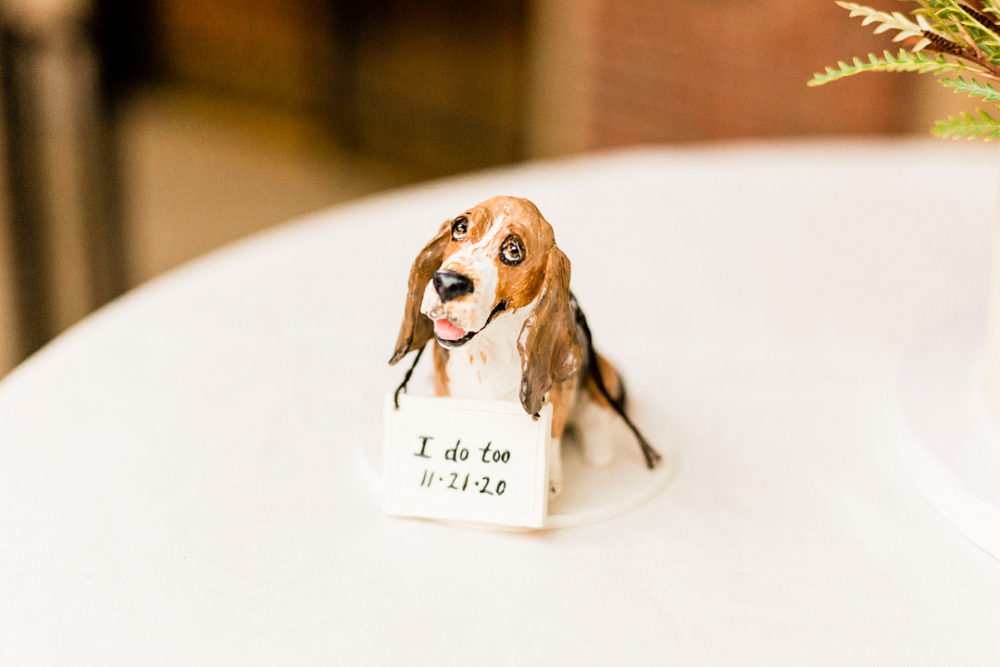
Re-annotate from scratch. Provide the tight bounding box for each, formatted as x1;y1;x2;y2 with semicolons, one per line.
451;216;469;240
500;235;525;266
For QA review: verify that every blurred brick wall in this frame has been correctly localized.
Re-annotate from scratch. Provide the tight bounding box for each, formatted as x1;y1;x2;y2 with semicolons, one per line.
592;1;914;144
528;0;919;155
152;0;926;162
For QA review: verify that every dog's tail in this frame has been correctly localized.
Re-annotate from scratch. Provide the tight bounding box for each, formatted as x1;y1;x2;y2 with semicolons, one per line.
571;293;662;470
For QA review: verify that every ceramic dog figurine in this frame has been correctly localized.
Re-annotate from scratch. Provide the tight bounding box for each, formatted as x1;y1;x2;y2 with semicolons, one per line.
389;196;659;495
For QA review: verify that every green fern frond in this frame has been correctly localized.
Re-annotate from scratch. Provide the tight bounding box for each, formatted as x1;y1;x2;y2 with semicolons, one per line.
808;49;986;86
909;0;947;9
932;5;1000;45
952;3;1000;64
931;108;1000;139
955;2;1000;34
913;3;968;43
834;1;926;42
816;1;1000;142
919;0;980;14
940;75;1000;100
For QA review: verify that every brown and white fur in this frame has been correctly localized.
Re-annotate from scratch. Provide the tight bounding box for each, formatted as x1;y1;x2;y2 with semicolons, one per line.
390;196;657;496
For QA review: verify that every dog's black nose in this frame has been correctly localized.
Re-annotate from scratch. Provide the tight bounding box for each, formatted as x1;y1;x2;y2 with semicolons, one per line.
433;270;474;302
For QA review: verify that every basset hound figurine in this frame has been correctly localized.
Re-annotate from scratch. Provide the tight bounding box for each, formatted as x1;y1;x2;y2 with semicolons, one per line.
390;195;660;496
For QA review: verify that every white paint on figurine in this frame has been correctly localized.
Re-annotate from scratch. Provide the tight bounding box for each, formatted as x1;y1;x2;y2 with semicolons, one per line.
420;243;501;339
548;436;563;497
443;298;535;401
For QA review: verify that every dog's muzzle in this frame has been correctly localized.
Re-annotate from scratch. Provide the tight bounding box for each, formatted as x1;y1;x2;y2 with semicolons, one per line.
432;300;508;348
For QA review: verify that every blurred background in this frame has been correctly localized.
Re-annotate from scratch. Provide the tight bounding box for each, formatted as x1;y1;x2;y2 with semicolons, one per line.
0;0;975;376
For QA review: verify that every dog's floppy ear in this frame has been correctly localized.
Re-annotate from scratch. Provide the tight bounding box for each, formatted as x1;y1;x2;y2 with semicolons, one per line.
389;222;450;364
517;246;582;415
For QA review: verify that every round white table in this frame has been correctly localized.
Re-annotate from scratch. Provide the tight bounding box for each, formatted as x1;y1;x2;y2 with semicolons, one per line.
2;141;998;665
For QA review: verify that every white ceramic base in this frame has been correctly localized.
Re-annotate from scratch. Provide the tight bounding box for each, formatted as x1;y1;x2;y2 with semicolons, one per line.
895;313;1000;559
361;389;674;530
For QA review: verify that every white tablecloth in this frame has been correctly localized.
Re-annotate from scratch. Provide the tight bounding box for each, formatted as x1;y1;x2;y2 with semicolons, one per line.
1;141;998;665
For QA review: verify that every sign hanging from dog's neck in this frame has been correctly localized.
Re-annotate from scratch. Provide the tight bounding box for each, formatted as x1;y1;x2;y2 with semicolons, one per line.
386;196;661;522
384;395;551;528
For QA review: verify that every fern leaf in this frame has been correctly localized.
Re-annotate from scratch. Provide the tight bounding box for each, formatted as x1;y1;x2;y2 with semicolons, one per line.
808;49;986;86
835;1;926;41
940;75;1000;100
948;3;1000;65
931;108;1000;139
914;3;969;43
931;5;1000;46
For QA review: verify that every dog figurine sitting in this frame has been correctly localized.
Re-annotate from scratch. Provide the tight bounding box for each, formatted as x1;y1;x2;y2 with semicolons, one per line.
389;196;659;496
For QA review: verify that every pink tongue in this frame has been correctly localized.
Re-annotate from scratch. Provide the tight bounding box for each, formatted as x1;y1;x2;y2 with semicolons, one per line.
434;318;466;341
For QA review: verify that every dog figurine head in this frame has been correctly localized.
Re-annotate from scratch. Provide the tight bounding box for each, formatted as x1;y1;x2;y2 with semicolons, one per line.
390;196;582;415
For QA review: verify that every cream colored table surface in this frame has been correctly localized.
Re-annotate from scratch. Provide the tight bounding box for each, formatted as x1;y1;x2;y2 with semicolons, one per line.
1;141;998;665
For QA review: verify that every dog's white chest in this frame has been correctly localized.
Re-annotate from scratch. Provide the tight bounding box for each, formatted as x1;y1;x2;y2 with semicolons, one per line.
444;307;530;401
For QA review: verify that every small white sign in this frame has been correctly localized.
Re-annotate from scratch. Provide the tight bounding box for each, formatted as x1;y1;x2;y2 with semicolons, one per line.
383;394;551;528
